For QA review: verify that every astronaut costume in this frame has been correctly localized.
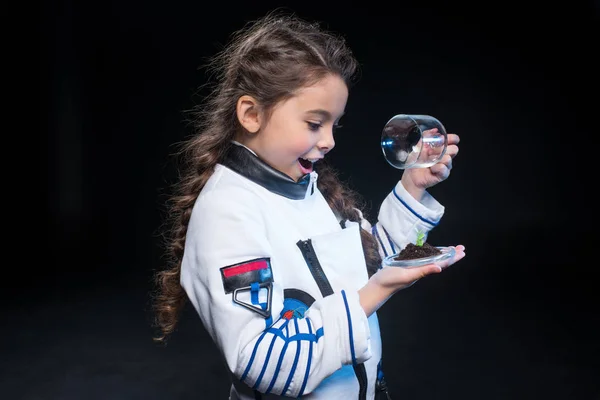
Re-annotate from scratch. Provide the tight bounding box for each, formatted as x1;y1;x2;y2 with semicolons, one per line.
180;142;445;399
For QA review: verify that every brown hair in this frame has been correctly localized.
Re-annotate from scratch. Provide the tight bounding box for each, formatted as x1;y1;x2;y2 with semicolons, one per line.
152;10;382;344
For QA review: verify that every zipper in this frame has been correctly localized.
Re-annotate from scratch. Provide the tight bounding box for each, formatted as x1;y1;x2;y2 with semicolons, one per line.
296;239;333;296
296;238;367;400
305;172;317;198
354;364;368;399
375;369;392;399
375;360;392;399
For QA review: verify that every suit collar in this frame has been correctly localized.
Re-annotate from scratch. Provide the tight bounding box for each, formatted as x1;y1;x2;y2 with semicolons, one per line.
221;142;315;200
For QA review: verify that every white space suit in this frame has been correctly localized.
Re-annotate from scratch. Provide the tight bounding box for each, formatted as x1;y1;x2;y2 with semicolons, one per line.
180;142;444;399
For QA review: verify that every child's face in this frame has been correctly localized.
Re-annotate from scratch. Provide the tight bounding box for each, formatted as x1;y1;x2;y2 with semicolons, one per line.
251;74;348;182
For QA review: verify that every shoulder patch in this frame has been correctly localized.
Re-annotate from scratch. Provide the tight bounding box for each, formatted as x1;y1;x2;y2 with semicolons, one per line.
221;258;274;319
220;257;273;294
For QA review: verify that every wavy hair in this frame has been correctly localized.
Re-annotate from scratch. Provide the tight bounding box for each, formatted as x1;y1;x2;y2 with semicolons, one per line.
152;11;381;344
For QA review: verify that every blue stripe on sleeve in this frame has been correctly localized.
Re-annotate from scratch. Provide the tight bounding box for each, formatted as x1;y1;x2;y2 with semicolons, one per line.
372;224;389;257
381;225;396;254
281;320;302;396
253;325;282;390
250;282;259;305
315;327;323;339
341;290;356;365
392;187;438;226
243;315;323;396
265;322;291;394
241;329;269;382
298;318;313;397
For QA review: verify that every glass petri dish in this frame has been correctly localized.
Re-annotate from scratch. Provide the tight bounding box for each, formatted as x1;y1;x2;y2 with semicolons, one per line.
382;246;455;268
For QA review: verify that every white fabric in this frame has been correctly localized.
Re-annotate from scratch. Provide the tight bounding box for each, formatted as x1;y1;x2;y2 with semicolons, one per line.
180;163;445;399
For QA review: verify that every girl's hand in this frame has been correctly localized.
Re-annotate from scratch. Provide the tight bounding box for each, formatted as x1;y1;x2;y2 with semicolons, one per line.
401;133;460;196
372;245;466;291
359;245;466;316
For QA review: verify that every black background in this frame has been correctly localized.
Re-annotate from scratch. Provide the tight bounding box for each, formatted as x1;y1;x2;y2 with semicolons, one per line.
28;0;600;399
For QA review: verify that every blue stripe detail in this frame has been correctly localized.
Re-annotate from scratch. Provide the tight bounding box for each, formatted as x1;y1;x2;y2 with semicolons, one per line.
266;327;287;341
289;333;320;342
341;290;357;365
372;224;389;257
298;318;313;397
261;302;272;328
241;329;269;382
250;282;259;305
281;321;302;396
253;325;281;390
249;282;273;328
265;314;272;328
265;327;322;343
392;187;438;226
265;322;291;394
315;327;323;339
381;225;397;253
242;316;323;396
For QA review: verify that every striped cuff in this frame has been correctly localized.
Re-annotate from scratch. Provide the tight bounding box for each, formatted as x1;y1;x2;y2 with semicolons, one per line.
391;180;444;227
377;180;445;253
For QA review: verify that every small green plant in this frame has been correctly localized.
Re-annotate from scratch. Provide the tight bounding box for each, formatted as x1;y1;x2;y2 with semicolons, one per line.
415;230;425;246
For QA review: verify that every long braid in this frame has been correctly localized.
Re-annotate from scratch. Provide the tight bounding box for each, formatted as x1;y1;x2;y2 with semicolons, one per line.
152;89;236;343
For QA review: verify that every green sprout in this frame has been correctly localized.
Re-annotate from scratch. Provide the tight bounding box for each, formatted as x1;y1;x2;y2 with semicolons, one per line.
416;230;425;246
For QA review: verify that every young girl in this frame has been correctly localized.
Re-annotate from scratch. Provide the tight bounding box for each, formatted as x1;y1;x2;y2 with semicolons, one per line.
153;11;465;400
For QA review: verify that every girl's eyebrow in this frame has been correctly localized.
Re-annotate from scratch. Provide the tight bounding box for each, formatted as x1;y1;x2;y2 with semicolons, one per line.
305;109;345;121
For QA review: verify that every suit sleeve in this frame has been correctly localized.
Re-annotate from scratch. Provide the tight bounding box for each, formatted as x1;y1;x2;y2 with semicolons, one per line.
363;180;445;260
180;187;371;397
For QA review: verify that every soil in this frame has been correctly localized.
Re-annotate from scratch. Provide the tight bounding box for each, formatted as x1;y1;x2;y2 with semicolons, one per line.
394;242;441;260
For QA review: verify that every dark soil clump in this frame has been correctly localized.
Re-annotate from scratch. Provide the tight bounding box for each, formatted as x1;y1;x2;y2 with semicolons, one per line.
394;242;441;260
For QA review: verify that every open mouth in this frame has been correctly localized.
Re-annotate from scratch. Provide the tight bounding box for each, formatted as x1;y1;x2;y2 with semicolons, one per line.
298;158;315;174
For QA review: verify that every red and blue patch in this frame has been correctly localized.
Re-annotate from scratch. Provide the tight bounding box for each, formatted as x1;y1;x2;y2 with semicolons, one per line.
221;258;274;319
220;257;273;294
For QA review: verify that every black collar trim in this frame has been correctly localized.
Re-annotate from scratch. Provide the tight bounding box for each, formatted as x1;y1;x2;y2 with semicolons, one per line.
221;143;311;200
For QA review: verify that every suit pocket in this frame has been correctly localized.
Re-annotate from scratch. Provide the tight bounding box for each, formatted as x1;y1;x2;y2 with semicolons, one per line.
301;221;369;292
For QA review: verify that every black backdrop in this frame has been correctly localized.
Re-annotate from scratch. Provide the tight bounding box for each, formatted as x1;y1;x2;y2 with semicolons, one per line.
33;1;600;399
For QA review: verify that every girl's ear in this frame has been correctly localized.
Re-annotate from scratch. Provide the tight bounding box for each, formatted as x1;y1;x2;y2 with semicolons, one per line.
236;95;262;133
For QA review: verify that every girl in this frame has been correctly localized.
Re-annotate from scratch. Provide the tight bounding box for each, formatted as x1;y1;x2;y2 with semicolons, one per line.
153;11;465;400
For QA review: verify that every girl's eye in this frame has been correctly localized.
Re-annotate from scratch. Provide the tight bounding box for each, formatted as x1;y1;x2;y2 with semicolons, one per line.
307;122;322;131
